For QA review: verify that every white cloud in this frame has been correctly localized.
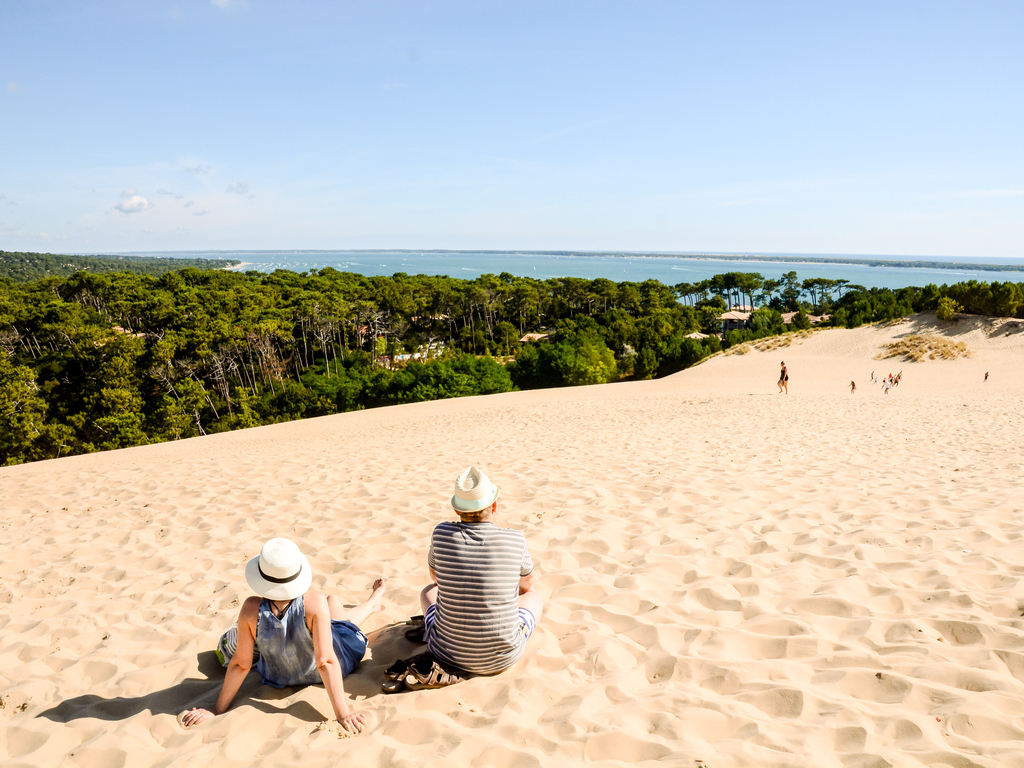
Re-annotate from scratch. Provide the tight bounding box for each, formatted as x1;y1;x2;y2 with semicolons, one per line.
183;200;195;207
226;180;249;195
184;164;210;175
6;82;20;93
194;208;212;216
157;188;184;199
114;195;153;214
0;195;5;201
120;189;138;197
247;193;256;199
212;0;247;7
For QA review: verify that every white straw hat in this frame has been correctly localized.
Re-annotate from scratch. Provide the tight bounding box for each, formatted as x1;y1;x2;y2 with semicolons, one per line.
451;466;500;513
245;538;312;600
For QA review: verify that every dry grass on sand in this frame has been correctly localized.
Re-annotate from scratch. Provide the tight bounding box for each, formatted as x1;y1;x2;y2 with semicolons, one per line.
726;329;817;355
877;333;970;362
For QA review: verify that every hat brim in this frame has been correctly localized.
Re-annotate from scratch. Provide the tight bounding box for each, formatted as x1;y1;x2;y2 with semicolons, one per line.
245;554;312;600
451;485;500;513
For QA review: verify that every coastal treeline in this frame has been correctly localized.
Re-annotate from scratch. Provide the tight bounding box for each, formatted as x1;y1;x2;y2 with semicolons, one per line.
2;264;1023;465
0;250;240;282
0;268;702;463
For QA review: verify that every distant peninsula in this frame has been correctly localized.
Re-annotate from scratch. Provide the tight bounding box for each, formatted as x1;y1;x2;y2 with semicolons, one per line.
377;250;1024;273
0;251;242;282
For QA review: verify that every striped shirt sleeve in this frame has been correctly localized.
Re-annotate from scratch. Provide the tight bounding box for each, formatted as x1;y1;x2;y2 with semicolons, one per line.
521;541;533;577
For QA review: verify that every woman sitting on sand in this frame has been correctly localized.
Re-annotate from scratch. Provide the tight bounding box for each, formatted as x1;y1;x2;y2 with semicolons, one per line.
182;538;384;734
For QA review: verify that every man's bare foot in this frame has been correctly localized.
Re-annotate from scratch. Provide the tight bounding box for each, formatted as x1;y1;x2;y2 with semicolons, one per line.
368;578;386;613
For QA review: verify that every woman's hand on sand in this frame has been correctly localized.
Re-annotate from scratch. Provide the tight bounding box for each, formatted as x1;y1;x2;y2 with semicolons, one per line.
181;707;216;728
338;711;366;733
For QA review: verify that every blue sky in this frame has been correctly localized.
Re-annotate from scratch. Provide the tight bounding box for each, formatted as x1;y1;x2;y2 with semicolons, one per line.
2;1;1022;258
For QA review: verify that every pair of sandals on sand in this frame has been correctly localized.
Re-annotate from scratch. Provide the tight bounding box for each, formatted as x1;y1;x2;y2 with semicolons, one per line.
382;615;467;693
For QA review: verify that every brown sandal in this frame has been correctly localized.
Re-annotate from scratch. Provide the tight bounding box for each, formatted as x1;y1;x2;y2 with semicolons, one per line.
382;652;434;693
405;655;467;689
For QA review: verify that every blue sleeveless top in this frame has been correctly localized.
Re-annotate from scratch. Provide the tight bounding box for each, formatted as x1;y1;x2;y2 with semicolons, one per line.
254;596;368;687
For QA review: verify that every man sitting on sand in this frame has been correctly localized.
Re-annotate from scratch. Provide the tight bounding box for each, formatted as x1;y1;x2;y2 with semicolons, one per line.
419;466;543;678
182;538;384;733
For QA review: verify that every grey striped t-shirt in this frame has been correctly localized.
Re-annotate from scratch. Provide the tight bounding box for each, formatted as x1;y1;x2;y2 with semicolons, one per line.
427;520;534;674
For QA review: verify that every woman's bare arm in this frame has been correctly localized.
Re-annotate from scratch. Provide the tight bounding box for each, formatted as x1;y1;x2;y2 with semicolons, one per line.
182;597;259;727
306;590;365;733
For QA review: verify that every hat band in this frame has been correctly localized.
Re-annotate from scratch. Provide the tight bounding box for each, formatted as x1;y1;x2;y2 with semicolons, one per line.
258;563;302;584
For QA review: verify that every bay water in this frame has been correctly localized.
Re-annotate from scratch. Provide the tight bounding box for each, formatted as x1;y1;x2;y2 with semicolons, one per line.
125;250;1024;292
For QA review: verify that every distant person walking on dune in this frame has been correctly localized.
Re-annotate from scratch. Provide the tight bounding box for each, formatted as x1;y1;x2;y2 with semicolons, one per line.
850;381;856;394
883;379;890;395
778;361;789;394
870;371;876;383
985;371;990;382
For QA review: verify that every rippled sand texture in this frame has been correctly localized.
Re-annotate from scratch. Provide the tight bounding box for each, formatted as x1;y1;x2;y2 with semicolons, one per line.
3;312;1024;768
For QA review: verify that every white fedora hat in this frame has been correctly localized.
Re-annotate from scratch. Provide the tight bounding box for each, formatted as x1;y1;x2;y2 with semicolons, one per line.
451;466;500;513
245;538;312;601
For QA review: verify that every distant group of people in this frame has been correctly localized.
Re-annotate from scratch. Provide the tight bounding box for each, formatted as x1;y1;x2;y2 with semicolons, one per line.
810;367;991;396
882;371;902;394
182;466;541;734
859;370;901;395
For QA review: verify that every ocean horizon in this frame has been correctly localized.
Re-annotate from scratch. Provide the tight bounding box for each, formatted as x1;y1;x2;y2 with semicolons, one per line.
82;250;1024;292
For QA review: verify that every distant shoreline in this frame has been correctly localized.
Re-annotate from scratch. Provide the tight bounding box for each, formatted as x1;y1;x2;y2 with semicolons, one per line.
94;250;1024;274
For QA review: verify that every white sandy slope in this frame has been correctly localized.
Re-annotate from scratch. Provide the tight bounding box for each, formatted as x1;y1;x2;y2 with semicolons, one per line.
2;312;1024;768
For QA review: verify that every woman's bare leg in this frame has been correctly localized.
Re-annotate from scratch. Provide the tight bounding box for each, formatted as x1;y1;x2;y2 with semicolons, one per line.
327;578;385;627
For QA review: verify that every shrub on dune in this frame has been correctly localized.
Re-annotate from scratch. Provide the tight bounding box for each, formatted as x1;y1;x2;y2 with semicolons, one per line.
877;334;969;362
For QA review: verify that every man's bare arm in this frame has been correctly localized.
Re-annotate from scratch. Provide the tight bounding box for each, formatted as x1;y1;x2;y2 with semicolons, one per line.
518;572;535;595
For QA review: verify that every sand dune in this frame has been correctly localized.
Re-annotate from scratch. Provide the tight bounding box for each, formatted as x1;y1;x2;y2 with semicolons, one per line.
3;312;1024;767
